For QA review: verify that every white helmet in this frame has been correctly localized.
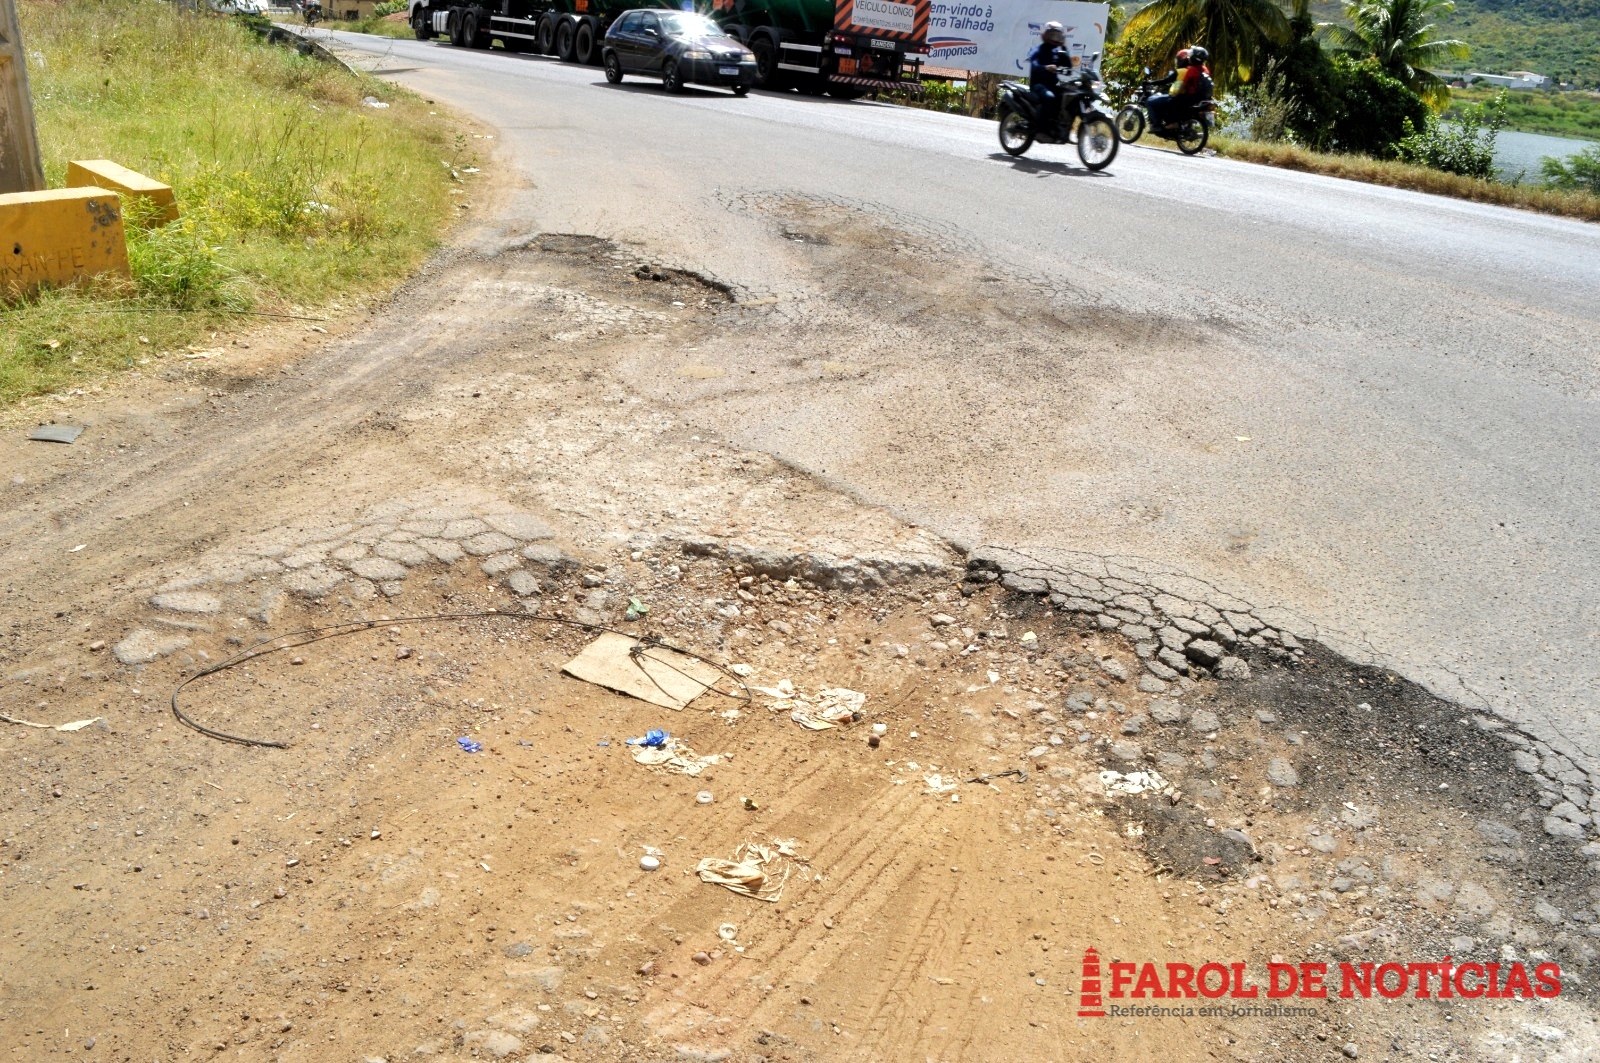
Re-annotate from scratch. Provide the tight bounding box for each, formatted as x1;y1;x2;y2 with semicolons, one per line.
1042;21;1065;43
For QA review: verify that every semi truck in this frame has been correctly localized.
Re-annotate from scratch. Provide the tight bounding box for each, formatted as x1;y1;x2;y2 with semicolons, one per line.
699;0;929;96
408;0;668;64
407;0;930;94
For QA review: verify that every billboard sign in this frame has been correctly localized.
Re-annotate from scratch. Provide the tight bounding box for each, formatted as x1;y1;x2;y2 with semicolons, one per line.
924;0;1109;77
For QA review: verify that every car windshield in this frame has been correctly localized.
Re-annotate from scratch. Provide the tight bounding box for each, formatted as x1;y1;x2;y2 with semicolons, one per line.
659;13;722;37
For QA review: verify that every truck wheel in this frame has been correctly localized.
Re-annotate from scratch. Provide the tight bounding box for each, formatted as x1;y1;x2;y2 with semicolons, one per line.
574;20;598;65
463;12;486;48
751;37;779;90
535;15;555;54
555;17;576;62
448;9;464;46
412;7;435;40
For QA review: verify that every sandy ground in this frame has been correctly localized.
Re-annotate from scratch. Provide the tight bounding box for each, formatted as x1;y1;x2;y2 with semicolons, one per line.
2;187;1598;1062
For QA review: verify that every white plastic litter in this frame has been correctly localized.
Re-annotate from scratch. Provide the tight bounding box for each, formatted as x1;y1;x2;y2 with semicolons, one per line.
753;681;866;730
631;737;723;776
1098;770;1174;796
1;714;105;732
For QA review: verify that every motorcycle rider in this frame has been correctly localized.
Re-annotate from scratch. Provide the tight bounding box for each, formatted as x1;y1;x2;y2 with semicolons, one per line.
1027;22;1073;142
1146;45;1210;130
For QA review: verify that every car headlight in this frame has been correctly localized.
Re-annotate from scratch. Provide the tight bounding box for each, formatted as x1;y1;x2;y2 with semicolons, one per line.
682;49;711;61
740;51;755;62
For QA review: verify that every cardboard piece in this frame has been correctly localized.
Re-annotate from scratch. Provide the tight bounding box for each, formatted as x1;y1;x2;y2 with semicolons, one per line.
28;424;84;444
562;632;722;711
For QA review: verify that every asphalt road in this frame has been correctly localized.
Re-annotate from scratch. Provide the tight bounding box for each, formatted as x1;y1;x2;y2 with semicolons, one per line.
327;29;1600;770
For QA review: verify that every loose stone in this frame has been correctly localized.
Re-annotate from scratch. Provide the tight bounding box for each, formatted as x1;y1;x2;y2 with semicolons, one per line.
349;557;408;582
1543;816;1586;841
1266;758;1299;787
1215;656;1251;681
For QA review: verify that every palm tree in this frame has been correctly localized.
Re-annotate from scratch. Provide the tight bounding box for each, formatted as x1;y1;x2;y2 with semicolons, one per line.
1323;0;1469;108
1121;0;1291;92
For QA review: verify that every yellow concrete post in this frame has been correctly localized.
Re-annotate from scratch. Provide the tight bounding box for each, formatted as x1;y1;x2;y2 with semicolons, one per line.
0;186;130;298
0;0;46;194
67;159;179;225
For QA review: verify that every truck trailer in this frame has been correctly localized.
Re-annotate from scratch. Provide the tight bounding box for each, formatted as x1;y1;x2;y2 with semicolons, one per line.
409;0;668;64
408;0;930;90
700;0;929;96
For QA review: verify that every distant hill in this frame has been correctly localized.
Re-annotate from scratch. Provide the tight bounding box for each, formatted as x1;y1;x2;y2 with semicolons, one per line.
1308;0;1600;86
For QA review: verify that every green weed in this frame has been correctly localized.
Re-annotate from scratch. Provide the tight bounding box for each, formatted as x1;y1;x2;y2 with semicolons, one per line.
2;0;458;406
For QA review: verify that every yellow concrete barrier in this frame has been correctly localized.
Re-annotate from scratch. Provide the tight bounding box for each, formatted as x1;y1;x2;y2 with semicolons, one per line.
0;187;131;298
66;159;179;226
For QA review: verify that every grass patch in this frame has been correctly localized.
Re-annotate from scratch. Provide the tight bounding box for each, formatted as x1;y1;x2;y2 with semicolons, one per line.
1212;135;1600;222
1447;86;1600;141
2;0;464;407
346;14;419;39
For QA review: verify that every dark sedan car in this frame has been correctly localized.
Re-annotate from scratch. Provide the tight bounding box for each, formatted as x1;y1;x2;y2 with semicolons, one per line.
602;10;756;95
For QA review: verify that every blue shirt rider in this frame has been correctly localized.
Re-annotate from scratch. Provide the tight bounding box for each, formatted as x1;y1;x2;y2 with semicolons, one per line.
1027;22;1072;140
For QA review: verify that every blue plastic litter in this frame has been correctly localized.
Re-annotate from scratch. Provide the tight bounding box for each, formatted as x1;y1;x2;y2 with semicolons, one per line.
626;729;669;748
457;737;483;753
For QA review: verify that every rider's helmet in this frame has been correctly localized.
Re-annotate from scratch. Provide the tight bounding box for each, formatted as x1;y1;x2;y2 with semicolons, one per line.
1188;45;1210;67
1175;48;1190;69
1041;21;1065;44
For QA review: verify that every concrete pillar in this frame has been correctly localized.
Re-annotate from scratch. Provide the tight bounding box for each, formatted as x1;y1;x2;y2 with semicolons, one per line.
0;0;45;194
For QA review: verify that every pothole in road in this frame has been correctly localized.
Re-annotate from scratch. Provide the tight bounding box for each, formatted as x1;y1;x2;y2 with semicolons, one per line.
6;203;1597;1060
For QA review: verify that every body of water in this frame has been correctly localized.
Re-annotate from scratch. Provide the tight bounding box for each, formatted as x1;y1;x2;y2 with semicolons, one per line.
1494;129;1596;183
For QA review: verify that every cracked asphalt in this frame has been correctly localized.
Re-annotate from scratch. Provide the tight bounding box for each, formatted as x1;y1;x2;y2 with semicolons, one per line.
326;30;1600;768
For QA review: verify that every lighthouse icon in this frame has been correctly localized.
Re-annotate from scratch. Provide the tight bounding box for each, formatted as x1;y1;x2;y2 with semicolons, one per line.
1077;946;1107;1018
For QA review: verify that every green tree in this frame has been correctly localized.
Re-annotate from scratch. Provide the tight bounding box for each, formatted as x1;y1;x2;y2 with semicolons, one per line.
1322;0;1469;109
1277;0;1343;147
1541;145;1600;194
1120;0;1291;91
1102;20;1171;104
1396;90;1507;178
1324;54;1430;157
1107;2;1128;42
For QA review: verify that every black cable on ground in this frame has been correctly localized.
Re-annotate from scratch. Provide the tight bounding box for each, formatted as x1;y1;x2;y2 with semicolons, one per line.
169;609;751;748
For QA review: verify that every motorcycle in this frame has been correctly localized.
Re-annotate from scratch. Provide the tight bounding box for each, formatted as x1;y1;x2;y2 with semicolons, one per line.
300;0;322;27
996;57;1119;171
1115;67;1216;156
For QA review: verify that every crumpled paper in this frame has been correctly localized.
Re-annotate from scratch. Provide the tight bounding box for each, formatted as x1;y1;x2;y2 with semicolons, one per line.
753;680;866;730
1098;769;1173;796
695;838;803;902
631;737;723;776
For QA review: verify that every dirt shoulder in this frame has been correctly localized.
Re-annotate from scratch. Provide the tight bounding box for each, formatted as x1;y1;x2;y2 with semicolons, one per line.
1;186;1597;1062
